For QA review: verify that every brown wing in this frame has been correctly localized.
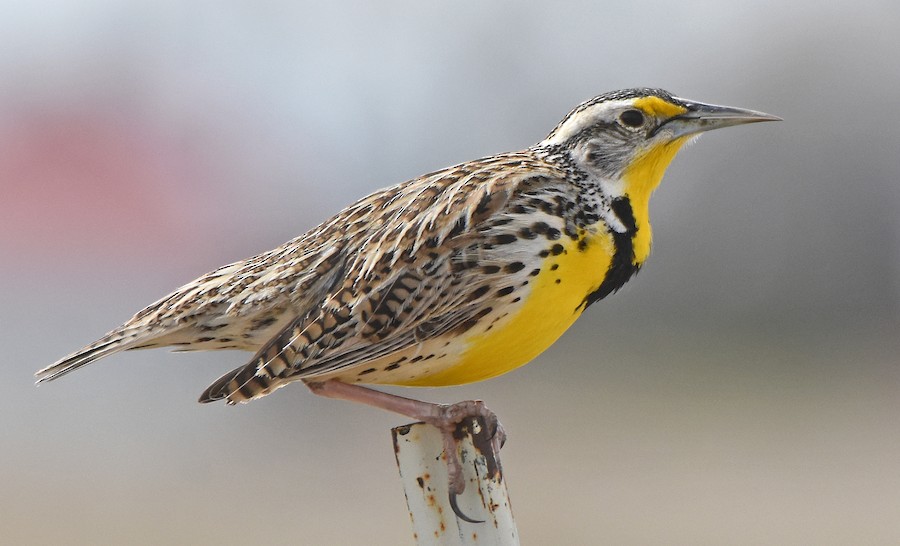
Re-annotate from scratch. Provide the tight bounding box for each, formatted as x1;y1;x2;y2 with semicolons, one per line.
198;152;567;403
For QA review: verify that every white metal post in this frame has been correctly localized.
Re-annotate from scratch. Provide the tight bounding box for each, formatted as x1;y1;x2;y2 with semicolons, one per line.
392;417;518;545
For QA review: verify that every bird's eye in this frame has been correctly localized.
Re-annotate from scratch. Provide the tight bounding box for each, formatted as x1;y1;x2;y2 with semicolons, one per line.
619;109;645;128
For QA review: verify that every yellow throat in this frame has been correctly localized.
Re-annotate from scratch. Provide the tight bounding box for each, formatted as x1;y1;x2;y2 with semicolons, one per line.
622;135;690;265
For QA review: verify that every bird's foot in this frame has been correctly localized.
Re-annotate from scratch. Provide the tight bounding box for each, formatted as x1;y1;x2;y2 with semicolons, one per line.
419;400;506;522
305;380;506;523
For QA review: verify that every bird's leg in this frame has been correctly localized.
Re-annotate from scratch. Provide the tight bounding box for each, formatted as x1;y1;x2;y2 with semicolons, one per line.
305;379;506;522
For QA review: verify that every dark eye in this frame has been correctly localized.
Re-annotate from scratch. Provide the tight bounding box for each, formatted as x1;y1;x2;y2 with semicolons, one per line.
619;109;645;128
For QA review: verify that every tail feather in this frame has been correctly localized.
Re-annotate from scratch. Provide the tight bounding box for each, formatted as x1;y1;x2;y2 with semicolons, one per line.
35;328;160;384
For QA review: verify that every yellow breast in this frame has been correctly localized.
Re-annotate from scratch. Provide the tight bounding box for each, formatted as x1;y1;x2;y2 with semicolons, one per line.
399;230;616;386
387;129;690;388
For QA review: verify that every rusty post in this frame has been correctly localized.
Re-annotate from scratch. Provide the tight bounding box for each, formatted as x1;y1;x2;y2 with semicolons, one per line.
392;417;519;545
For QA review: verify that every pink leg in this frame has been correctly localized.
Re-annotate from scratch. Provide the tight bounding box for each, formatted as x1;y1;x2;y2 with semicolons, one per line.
305;379;506;522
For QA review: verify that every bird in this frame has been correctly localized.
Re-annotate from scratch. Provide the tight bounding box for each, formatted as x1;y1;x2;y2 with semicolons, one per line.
36;87;779;521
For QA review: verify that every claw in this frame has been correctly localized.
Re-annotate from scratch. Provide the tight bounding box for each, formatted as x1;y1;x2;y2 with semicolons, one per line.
440;409;506;524
449;489;484;524
443;417;486;523
485;414;507;452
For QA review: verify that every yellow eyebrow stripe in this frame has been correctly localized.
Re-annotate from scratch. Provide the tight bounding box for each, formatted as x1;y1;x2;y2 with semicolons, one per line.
632;96;687;118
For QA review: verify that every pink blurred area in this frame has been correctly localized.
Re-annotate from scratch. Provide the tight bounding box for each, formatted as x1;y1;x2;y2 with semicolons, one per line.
0;104;214;264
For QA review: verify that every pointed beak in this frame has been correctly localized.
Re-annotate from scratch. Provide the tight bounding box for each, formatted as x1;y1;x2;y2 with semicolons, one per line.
664;98;781;138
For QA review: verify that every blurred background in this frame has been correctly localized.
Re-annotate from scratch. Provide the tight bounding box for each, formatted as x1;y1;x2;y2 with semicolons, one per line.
2;1;899;544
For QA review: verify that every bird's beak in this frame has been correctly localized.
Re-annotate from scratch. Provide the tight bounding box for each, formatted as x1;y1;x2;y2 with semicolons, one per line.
664;98;781;139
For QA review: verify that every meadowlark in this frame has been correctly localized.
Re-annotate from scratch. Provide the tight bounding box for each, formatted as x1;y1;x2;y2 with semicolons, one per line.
36;88;778;520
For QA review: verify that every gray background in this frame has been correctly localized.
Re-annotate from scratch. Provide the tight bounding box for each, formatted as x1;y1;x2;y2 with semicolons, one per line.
3;1;899;544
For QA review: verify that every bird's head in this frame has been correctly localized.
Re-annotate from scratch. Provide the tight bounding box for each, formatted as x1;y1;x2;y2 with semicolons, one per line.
540;88;780;194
